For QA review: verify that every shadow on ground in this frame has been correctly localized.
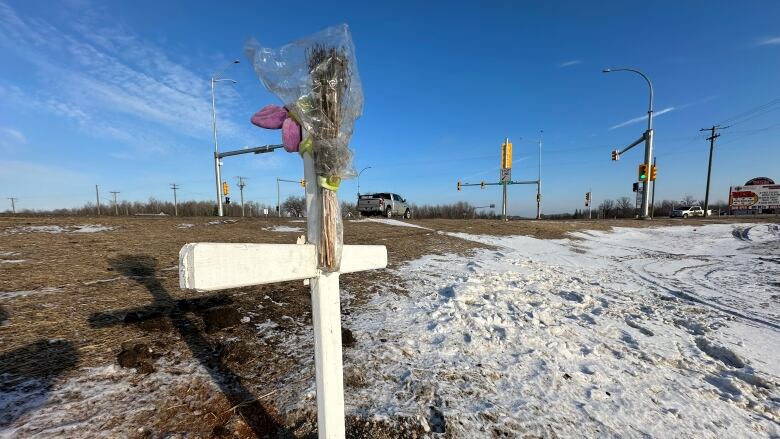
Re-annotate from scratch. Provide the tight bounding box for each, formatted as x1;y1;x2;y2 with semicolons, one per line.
88;254;292;438
0;338;78;427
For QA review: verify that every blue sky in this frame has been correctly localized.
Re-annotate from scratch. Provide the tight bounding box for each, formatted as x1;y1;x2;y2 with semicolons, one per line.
1;0;778;216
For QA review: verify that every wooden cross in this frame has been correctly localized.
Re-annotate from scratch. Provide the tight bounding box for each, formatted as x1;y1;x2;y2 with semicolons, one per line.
179;154;387;439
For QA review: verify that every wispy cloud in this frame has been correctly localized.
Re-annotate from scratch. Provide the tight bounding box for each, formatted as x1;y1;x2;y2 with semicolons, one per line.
558;60;582;68
609;107;675;130
0;2;258;157
756;36;780;46
0;127;27;145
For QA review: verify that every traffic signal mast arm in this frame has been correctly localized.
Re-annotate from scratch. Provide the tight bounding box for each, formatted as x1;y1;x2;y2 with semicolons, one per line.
611;131;648;160
458;179;539;189
217;144;284;159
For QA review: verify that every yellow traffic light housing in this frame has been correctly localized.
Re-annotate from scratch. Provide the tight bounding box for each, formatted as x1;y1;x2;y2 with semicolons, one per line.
611;150;620;161
222;181;229;195
650;165;657;181
457;181;461;191
638;164;648;181
501;141;513;169
301;179;306;187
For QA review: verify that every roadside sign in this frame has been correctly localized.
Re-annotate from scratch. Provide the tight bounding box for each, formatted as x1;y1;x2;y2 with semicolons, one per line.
263;208;269;216
500;168;511;182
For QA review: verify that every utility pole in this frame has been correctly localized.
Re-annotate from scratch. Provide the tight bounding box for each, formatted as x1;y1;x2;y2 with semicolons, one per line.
700;125;728;217
170;184;180;217
277;178;281;217
537;130;543;220
95;185;101;216
110;191;120;216
7;197;17;215
502;137;510;221
237;176;247;217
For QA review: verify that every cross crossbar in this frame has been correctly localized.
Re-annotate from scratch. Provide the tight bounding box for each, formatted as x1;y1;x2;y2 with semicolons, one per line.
179;243;387;291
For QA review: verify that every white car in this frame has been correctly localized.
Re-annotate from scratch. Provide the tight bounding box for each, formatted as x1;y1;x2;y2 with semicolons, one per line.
670;205;711;218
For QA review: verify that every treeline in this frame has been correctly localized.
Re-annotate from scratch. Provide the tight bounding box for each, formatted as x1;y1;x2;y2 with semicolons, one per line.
5;198;275;217
549;196;729;220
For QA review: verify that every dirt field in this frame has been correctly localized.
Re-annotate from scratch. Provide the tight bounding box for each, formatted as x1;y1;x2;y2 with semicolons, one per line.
1;214;777;438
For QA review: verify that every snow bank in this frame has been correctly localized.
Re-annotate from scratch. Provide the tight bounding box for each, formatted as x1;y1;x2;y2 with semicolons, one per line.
340;223;779;437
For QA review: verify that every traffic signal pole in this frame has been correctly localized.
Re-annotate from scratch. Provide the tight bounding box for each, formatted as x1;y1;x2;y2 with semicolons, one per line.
603;67;654;219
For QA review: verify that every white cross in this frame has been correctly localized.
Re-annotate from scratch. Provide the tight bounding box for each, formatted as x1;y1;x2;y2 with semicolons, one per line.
178;153;387;439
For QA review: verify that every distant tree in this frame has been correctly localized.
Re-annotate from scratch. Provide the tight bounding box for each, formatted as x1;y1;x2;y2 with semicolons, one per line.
282;196;305;217
598;199;615;218
682;194;697;206
616;197;633;218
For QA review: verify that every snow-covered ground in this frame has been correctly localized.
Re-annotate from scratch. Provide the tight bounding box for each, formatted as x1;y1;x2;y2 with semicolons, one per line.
339;223;779;437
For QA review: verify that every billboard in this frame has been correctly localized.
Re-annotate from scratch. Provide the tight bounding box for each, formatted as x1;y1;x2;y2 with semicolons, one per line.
729;184;780;210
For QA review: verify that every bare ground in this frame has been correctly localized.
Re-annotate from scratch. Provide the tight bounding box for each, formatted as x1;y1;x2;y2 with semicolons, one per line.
0;214;777;438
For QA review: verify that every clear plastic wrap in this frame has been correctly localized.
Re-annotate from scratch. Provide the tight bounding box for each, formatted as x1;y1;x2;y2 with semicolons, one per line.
245;24;363;179
245;24;362;272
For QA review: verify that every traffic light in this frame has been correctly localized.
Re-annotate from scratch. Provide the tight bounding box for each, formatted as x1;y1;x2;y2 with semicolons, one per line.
480;181;485;189
611;150;620;161
457;181;461;191
638;164;648;181
300;179;306;187
501;141;513;169
275;205;280;212
536;193;541;202
650;165;657;181
222;181;229;195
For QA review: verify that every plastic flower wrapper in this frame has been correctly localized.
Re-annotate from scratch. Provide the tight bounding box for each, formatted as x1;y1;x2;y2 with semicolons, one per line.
245;24;363;271
245;24;363;179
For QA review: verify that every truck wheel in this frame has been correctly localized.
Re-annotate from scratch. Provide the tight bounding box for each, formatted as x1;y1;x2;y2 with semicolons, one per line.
683;213;688;218
404;209;411;219
386;207;392;218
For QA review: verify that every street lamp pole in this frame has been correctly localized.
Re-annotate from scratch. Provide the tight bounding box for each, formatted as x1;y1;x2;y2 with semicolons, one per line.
357;166;372;197
603;67;654;219
211;60;239;217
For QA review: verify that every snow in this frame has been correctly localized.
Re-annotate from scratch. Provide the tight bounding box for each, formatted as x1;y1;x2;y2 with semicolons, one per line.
206;219;237;225
70;224;113;233
338;223;780;437
3;224;113;234
0;260;25;264
176;223;194;229
0;287;63;301
361;218;432;230
263;225;304;233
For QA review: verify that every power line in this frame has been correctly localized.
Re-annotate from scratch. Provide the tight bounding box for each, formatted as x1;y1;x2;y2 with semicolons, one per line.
717;97;780;127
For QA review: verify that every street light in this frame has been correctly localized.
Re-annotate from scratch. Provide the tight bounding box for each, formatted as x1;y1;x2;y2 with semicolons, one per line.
357;166;372;197
603;67;655;219
212;59;240;217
